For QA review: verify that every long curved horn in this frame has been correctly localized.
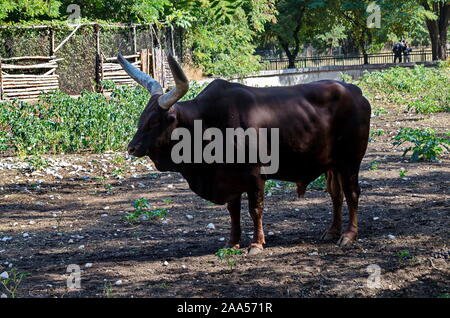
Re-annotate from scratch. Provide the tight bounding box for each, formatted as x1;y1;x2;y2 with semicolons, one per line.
158;55;189;110
117;53;163;95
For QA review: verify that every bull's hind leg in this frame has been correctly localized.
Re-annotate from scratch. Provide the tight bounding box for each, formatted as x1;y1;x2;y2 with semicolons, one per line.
321;170;343;241
337;171;361;247
226;194;242;249
247;180;266;255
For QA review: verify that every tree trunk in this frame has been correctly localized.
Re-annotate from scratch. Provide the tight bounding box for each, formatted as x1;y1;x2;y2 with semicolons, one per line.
423;1;449;61
279;37;300;69
363;53;369;65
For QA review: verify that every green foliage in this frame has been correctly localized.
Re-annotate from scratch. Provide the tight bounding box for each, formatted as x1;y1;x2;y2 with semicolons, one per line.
399;169;408;178
265;0;335;67
372;107;388;117
0;0;61;22
180;81;209;101
0;82;149;156
369;161;380;170
358;66;450;114
396;250;416;263
369;129;385;142
0;267;30;298
264;180;296;194
308;174;326;191
187;6;265;77
215;248;244;270
123;199;168;223
25;155;49;171
393;128;450;162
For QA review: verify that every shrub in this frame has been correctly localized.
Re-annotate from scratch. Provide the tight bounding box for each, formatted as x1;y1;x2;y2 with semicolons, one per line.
0;81;208;156
0;83;149;156
393;128;450;162
358;66;450;114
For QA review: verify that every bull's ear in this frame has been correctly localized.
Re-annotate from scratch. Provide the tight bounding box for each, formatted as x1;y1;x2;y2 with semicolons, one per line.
167;113;177;123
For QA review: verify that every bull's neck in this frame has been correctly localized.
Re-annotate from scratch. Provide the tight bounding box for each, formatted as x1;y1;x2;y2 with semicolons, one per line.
172;100;201;129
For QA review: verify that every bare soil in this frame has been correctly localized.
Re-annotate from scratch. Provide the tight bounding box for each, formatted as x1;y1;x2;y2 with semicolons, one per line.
0;103;449;298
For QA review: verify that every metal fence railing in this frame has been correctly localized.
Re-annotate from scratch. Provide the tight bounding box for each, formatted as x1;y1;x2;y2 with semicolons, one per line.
260;49;448;71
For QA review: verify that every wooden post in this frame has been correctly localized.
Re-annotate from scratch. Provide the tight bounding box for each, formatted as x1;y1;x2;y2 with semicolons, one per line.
94;24;102;92
150;25;155;77
0;57;3;101
140;49;149;74
132;25;137;55
49;28;55;56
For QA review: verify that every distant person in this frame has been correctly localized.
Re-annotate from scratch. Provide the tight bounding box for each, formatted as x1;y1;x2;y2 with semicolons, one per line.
392;41;405;63
403;43;412;63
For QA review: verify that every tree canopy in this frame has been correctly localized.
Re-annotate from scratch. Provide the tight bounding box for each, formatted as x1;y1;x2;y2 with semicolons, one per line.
0;0;448;75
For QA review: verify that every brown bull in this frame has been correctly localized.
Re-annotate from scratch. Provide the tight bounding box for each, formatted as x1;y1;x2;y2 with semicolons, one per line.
118;54;371;255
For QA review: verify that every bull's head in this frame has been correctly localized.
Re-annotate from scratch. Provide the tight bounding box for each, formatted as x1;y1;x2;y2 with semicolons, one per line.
117;53;189;170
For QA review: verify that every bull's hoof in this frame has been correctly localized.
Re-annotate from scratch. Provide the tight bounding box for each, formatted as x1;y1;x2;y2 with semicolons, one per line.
248;244;264;256
337;231;357;247
321;229;341;241
226;243;240;249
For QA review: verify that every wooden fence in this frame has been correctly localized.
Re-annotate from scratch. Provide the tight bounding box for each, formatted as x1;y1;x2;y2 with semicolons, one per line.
261;49;449;71
0;56;61;101
99;48;174;91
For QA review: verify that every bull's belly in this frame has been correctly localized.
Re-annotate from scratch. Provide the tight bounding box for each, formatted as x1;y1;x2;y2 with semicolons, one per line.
178;152;330;204
263;151;331;182
180;165;254;205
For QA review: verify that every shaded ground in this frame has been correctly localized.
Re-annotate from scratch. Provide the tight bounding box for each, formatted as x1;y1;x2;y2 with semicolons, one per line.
0;103;449;298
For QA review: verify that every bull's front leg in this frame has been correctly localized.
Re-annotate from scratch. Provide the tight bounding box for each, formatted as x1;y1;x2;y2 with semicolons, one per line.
226;194;242;249
247;181;266;255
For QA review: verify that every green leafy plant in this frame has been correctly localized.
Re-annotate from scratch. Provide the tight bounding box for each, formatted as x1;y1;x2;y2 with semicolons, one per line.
103;282;114;298
24;155;49;171
372;107;388;117
0;84;149;156
369;129;385;142
0;267;30;298
393;128;450;162
397;250;411;258
308;174;326;191
369;161;380;170
123;199;168;223
396;250;416;263
358;66;450;114
215;248;244;271
264;180;280;194
399;169;408;178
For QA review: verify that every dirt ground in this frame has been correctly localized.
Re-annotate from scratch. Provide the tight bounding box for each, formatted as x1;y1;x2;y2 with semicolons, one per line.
0;102;448;298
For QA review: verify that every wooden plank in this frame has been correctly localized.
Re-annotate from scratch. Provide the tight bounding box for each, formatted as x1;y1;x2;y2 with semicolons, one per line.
141;49;149;74
0;56;56;62
44;68;57;75
1;63;58;70
3;74;59;79
54;24;82;53
3;81;59;88
103;71;132;76
105;55;139;62
0;57;3;100
3;79;59;84
4;88;58;96
49;28;55;56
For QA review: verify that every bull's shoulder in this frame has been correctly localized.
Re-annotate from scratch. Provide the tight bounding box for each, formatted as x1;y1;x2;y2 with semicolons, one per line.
300;80;363;105
196;79;244;99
